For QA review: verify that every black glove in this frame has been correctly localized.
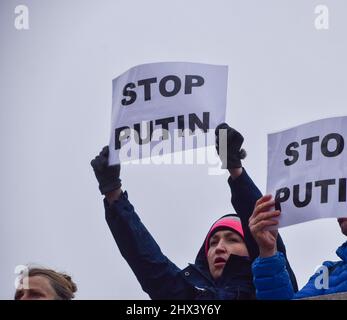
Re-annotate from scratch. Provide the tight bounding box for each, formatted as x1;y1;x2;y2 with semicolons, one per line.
91;146;122;195
215;123;247;169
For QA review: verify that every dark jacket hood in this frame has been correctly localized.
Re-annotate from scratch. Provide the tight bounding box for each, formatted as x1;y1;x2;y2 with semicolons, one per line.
193;214;252;284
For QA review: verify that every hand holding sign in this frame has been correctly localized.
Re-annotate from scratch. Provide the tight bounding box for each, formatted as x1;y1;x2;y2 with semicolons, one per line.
91;146;122;195
249;195;279;258
215;123;247;169
267;116;347;228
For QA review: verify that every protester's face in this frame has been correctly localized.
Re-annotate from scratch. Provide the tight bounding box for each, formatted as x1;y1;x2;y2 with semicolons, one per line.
15;276;57;300
338;218;347;236
207;230;249;280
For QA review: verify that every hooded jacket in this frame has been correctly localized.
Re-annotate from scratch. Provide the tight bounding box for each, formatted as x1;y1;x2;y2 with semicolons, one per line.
104;169;297;299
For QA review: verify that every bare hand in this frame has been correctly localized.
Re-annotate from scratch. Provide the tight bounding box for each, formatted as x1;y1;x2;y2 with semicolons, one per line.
249;194;280;258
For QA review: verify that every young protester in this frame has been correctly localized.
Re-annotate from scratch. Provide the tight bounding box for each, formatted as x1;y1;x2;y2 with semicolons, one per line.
90;124;297;299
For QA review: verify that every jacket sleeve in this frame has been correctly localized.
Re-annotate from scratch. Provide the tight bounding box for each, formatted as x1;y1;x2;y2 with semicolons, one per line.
228;168;298;292
104;191;190;299
252;252;294;300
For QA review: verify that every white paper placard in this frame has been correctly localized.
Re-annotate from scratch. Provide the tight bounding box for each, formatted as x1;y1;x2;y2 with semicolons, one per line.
109;62;228;164
267;116;347;227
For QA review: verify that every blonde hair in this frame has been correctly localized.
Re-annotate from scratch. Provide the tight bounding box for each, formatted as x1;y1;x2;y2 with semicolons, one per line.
28;267;77;300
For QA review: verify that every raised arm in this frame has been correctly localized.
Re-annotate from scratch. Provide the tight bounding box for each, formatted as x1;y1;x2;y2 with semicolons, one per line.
215;124;298;292
91;146;189;299
249;195;294;299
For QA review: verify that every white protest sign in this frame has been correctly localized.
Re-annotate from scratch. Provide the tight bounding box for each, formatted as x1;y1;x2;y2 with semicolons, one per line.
267;116;347;228
109;62;228;164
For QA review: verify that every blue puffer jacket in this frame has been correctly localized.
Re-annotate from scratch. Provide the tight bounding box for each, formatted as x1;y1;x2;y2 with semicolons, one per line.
252;241;347;299
104;169;297;299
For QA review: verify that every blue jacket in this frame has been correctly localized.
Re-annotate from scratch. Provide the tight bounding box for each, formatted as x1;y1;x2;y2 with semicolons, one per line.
104;169;297;299
252;241;347;299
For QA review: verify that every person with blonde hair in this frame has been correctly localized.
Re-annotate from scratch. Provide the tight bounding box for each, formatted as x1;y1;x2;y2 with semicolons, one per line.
15;266;77;300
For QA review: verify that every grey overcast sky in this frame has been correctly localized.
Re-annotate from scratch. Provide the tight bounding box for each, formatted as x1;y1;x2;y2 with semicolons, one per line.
1;0;347;299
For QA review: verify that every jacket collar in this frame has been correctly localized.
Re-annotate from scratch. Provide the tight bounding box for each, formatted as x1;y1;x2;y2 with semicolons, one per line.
215;254;253;286
192;254;253;286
